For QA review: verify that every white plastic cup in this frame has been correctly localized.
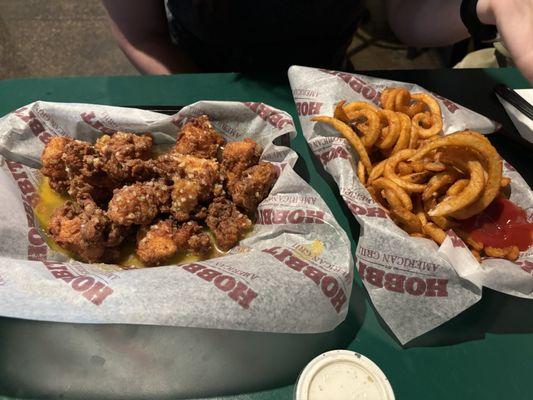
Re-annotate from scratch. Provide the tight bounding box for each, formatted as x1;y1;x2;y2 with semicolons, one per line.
294;350;395;400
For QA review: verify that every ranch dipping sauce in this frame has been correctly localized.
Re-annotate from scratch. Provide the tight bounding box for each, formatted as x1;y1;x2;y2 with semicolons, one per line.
294;350;394;400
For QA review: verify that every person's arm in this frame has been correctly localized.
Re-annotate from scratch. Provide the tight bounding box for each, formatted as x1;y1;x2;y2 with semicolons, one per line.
386;0;533;83
101;0;198;74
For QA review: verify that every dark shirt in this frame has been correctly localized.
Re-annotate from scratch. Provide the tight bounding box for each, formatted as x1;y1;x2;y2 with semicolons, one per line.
164;0;363;72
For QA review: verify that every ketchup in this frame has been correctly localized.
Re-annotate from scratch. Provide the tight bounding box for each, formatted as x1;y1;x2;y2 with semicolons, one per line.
460;197;533;251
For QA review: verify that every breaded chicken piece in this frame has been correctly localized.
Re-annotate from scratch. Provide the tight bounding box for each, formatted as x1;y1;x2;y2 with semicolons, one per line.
41;136;70;192
95;132;156;184
174;220;212;255
41;136;99;192
48;201;127;263
48;138;116;202
136;219;211;266
171;178;200;222
157;153;221;201
41;136;116;201
101;157;158;185
174;115;225;159
136;219;179;266
107;180;170;226
206;198;252;251
229;162;277;213
62;139;98;176
95;132;153;161
221;138;262;184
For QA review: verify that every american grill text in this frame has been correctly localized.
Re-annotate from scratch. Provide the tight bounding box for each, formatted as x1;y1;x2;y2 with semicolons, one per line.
357;246;448;297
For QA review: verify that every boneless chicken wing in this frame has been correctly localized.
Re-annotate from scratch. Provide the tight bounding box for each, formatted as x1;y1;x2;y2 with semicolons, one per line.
170;177;201;222
206;198;252;251
174;220;212;255
136;219;179;266
136;219;211;266
95;132;156;184
156;153;221;200
95;132;153;161
221;138;262;184
48;200;128;263
40;136;70;192
173;115;225;158
107;180;170;226
229;162;277;213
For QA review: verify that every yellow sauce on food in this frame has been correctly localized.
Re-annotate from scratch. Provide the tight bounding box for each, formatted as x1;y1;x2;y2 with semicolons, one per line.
35;177;226;269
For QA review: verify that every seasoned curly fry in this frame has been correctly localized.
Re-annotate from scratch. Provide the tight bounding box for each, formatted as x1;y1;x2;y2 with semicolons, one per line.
429;160;485;216
422;170;459;201
471;249;482;262
447;179;470;196
351;109;381;148
424;162;446;172
411;160;426;173
390;112;412;154
357;161;366;186
411;93;441;115
377;110;401;150
410;131;502;220
311;116;372;173
397;161;412;175
383;188;404;210
380;87;426;117
344;101;379;116
389;206;422;234
500;177;511;187
410;232;427;238
422;222;447;245
412;112;443;139
401;171;432;184
334;100;350;123
414;196;428;225
422;197;458;230
384;149;426;192
371;178;413;210
484;246;520;261
409;125;419;149
367;159;386;184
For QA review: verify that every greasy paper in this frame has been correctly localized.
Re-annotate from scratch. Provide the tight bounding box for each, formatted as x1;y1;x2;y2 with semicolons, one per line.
288;65;533;344
0;100;353;334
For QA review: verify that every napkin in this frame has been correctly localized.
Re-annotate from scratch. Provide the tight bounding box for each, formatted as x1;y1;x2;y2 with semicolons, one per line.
497;89;533;143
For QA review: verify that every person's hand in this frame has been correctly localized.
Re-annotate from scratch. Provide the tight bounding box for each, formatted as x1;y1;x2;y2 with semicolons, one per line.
477;0;533;83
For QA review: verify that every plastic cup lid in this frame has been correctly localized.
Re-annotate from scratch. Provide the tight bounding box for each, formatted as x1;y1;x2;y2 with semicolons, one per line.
294;350;395;400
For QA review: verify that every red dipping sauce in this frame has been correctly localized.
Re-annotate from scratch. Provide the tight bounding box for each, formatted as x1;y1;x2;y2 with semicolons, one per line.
460;197;533;251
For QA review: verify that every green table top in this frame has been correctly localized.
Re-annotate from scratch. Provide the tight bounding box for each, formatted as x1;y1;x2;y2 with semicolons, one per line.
0;68;532;400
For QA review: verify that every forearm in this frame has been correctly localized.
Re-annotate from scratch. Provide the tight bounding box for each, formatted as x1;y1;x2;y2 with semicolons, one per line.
387;0;469;47
108;23;198;75
102;0;198;75
477;0;533;83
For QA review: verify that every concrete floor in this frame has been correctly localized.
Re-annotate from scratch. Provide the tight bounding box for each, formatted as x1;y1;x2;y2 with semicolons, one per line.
0;0;137;79
0;0;442;79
